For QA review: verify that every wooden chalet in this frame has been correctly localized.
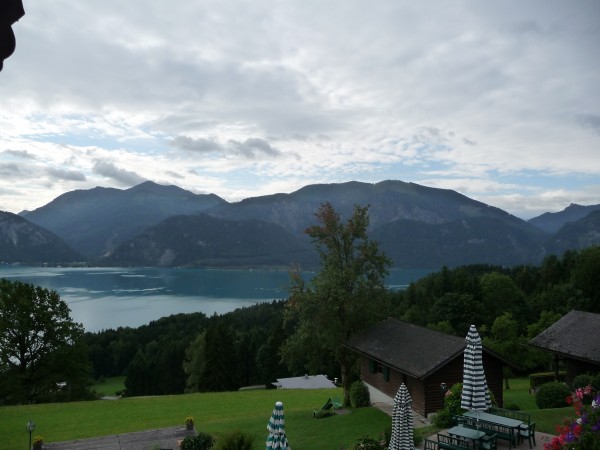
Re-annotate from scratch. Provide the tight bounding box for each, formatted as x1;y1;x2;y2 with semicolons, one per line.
529;310;600;385
345;318;509;417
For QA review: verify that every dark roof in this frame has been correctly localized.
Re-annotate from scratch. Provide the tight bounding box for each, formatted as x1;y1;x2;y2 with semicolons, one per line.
529;310;600;365
346;318;468;379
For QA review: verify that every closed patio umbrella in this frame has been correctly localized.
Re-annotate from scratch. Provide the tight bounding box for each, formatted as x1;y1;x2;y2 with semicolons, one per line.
389;383;414;450
460;325;491;425
266;401;290;450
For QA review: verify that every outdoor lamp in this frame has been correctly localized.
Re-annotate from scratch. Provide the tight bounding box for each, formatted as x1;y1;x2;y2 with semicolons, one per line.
440;382;448;396
26;419;35;450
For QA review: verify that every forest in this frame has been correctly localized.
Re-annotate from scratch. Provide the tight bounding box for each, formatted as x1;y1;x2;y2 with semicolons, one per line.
84;245;600;397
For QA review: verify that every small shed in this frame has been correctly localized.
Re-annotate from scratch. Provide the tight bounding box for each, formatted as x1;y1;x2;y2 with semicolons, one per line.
272;374;337;389
345;318;509;417
529;310;600;385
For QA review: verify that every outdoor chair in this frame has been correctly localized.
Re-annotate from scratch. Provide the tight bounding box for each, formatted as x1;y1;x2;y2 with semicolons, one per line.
480;433;497;450
518;422;536;448
313;398;336;418
322;398;334;410
423;438;439;450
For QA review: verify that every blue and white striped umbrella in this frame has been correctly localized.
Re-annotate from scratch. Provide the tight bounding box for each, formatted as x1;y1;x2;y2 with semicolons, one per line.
461;325;492;418
266;401;290;450
389;383;414;450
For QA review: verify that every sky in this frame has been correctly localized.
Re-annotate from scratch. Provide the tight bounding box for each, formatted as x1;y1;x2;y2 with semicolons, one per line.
1;1;599;220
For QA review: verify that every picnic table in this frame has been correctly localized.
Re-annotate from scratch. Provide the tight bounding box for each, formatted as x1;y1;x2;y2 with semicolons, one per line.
461;411;522;450
464;411;523;428
448;425;486;442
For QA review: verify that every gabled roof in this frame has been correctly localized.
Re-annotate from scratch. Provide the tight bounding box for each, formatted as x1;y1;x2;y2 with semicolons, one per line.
346;318;468;379
272;374;336;389
529;310;600;365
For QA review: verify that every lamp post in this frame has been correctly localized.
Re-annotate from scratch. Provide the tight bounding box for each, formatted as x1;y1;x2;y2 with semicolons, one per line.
26;419;35;450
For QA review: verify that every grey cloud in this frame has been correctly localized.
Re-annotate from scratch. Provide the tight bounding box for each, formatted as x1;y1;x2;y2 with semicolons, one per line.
46;167;86;182
506;20;544;36
3;150;37;159
576;114;600;135
165;171;184;179
92;160;145;186
228;138;282;158
0;163;24;178
172;135;282;159
171;136;223;153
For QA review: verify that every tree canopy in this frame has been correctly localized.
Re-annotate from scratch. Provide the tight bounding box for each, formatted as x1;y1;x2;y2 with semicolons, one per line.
281;203;392;405
0;279;92;404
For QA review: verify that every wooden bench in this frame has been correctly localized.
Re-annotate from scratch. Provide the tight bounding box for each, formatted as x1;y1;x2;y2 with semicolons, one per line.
437;433;477;450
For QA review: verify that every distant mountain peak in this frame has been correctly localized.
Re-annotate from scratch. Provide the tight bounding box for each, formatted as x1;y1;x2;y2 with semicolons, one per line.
529;203;600;234
126;181;189;195
0;211;82;263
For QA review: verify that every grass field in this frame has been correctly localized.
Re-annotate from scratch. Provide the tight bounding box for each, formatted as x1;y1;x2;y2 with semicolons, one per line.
1;378;574;449
0;388;391;449
504;377;572;435
92;376;126;397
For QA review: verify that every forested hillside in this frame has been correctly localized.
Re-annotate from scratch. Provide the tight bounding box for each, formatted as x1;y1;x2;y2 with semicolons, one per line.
85;246;600;396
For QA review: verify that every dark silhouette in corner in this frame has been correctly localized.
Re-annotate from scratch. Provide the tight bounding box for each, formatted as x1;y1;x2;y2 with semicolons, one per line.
1;0;25;72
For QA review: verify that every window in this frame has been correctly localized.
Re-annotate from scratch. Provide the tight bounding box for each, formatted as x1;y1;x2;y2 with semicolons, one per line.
369;360;390;381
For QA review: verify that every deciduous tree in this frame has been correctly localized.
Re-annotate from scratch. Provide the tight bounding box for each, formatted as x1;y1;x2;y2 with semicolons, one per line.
0;279;91;403
281;203;391;405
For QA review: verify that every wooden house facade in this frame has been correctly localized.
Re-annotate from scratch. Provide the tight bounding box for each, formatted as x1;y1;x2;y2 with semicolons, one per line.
346;318;508;417
529;310;600;386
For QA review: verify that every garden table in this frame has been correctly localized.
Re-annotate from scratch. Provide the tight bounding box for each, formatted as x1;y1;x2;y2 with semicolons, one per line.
448;425;486;441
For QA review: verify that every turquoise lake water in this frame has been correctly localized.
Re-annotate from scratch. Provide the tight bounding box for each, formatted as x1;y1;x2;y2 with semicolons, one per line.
0;266;431;332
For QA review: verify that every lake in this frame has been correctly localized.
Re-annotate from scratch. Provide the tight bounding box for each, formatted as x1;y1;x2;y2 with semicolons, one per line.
0;266;432;332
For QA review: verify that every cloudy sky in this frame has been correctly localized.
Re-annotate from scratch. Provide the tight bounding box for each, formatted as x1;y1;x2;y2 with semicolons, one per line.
1;1;599;219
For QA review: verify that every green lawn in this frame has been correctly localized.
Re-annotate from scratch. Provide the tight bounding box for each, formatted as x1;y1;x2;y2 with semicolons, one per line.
0;388;391;449
91;376;126;397
1;378;575;448
503;377;538;410
504;377;572;435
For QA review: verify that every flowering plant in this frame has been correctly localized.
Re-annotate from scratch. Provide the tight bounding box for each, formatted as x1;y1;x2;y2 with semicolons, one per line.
545;385;600;450
33;436;43;445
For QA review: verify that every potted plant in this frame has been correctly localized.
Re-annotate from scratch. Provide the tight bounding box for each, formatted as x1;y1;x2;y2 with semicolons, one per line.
185;416;194;430
33;435;43;450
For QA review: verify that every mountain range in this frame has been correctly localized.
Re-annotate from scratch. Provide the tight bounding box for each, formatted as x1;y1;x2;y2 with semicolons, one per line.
1;180;598;269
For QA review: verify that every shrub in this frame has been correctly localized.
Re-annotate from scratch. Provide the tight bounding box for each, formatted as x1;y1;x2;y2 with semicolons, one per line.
351;435;385;450
180;432;215;450
414;427;437;448
444;382;464;418
431;382;464;428
592;373;600;390
432;408;454;428
383;426;391;447
217;430;255;450
535;382;570;409
350;380;370;408
571;374;592;391
504;403;520;411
